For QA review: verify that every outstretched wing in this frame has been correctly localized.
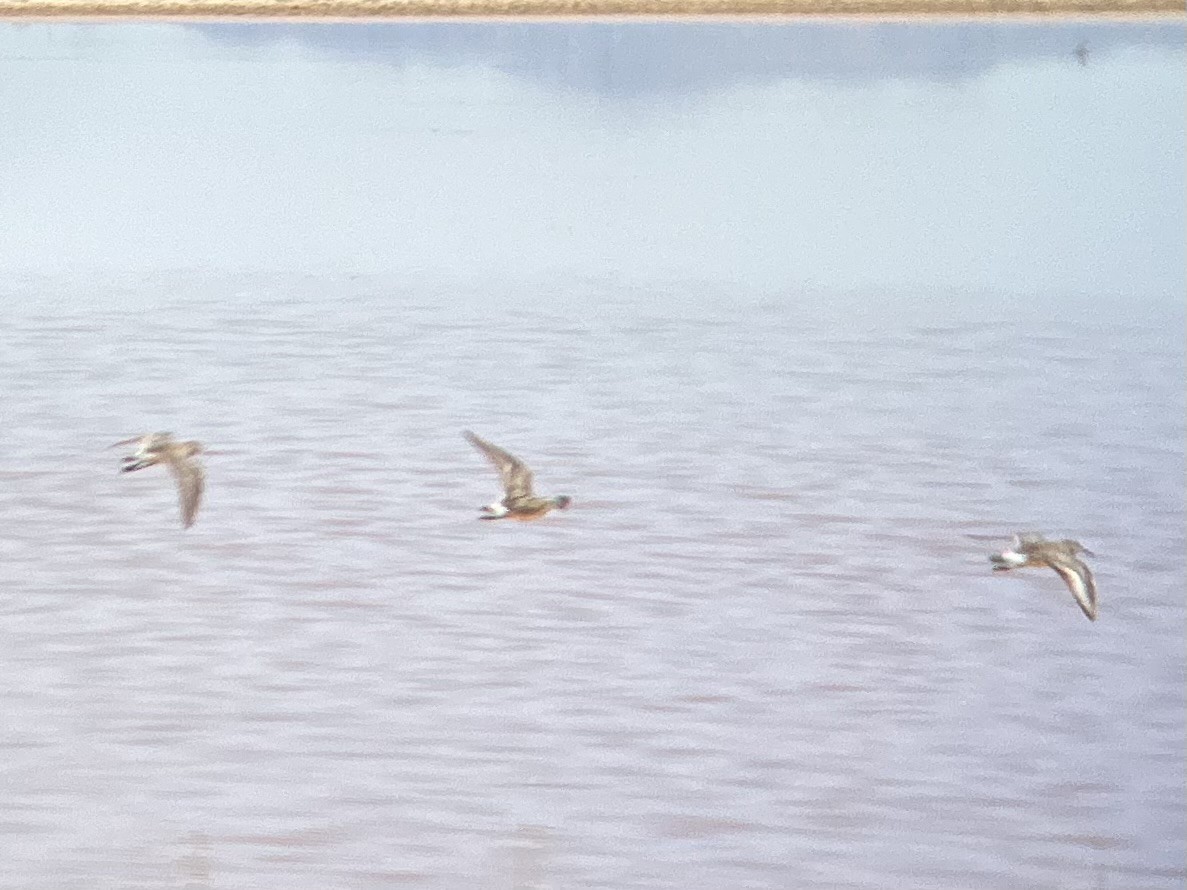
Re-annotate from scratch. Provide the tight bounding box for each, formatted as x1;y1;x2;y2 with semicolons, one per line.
111;432;173;451
464;431;534;500
166;454;205;528
1050;555;1097;622
1014;532;1048;548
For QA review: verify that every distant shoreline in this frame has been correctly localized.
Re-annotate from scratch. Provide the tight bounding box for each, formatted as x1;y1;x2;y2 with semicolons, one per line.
1;0;1183;21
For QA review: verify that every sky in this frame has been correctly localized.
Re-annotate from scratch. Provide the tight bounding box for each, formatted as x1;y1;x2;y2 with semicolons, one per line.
0;22;1183;299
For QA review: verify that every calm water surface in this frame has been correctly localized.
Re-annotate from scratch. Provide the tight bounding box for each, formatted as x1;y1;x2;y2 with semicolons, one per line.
0;274;1182;889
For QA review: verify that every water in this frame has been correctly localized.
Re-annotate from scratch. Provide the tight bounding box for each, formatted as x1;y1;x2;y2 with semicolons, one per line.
0;273;1182;889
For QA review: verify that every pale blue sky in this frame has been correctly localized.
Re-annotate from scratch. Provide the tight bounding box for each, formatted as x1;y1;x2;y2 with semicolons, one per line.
1;23;1182;299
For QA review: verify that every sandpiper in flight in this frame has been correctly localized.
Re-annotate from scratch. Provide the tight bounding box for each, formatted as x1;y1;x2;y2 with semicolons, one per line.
990;533;1098;621
463;430;571;521
113;432;206;528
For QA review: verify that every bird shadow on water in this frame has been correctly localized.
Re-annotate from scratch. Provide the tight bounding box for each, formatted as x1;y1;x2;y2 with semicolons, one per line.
175;831;212;890
497;823;555;890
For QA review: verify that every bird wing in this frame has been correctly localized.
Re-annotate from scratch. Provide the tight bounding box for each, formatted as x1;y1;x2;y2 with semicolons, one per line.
112;432;174;453
166;454;205;528
1015;532;1048;549
1050;555;1098;621
464;431;534;500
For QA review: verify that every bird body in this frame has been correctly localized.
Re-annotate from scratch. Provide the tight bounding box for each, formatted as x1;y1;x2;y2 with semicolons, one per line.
990;533;1098;621
463;430;571;521
114;432;205;528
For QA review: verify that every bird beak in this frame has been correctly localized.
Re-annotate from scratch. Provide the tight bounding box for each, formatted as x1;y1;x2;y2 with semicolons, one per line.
109;436;143;448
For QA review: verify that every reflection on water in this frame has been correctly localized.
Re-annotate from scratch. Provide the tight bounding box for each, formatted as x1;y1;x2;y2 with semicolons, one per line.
188;20;1187;94
1;23;1183;296
0;273;1182;889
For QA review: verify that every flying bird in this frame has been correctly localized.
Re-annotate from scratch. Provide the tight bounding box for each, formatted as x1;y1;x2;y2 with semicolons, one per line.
990;533;1098;621
113;432;206;528
463;430;571;521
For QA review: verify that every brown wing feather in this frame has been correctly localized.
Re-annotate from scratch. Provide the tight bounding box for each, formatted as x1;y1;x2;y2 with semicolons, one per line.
166;454;204;528
1050;555;1098;621
464;431;534;500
